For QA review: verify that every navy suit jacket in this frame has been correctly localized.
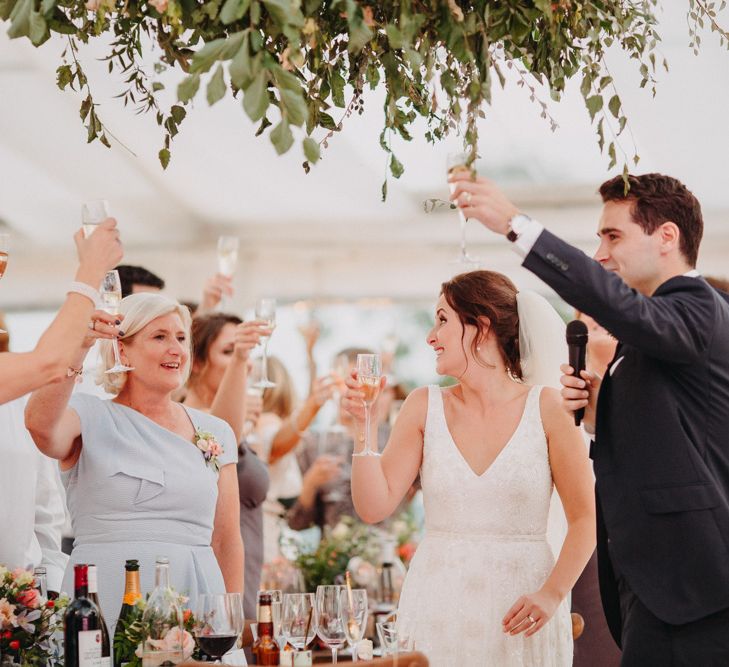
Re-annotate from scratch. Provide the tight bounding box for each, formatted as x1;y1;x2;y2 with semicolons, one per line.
523;229;729;642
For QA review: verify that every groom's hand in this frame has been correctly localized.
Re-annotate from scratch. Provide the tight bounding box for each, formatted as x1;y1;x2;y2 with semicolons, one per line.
448;174;520;236
560;364;601;434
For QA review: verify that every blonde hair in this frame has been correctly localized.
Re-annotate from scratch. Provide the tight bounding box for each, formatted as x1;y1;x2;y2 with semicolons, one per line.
261;356;296;418
97;293;192;395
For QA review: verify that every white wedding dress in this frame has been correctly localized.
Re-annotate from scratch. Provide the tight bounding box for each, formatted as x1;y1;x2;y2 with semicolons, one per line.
396;385;573;666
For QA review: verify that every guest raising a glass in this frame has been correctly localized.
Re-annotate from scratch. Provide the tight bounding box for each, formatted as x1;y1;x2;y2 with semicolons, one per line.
25;293;243;628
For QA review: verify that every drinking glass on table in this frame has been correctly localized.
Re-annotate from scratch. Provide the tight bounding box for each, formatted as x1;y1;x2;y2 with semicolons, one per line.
81;199;110;239
253;298;276;389
352;353;381;457
339;588;368;662
446;151;479;265
100;270;133;373
193;593;244;663
282;592;317;653
0;233;9;333
316;585;347;664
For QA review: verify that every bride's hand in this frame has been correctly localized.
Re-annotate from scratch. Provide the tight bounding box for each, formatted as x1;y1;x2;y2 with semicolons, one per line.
502;588;561;637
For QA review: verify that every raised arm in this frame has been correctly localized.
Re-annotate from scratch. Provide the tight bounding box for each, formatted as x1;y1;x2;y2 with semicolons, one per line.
343;378;426;524
0;220;122;404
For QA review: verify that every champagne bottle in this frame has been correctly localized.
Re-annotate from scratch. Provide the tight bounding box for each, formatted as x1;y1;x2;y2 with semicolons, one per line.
87;564;111;667
113;560;142;667
64;564;103;667
252;593;280;665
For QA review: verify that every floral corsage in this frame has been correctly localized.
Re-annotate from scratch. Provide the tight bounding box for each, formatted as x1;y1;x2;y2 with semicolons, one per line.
193;429;224;472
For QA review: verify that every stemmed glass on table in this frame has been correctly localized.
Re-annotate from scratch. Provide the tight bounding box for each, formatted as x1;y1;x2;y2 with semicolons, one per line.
0;233;9;334
352;353;382;457
193;593;244;663
339;588;368;663
446;152;480;265
253;298;277;389
316;585;347;665
100;270;134;373
282;593;317;661
217;236;239;310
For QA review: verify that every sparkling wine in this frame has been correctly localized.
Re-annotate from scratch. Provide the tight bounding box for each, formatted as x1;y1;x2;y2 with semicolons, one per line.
252;593;280;665
0;251;7;279
359;375;381;404
83;222;101;239
217;250;238;277
196;634;239;658
113;560;142;667
447;163;474;192
101;291;121;316
64;564;103;667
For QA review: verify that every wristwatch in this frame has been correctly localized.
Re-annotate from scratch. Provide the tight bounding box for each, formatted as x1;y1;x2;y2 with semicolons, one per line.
506;213;532;242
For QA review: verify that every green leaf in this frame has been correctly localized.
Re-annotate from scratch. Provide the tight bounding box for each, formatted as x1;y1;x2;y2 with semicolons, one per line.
159;148;171;169
229;37;253;89
56;64;72;90
190;38;227;75
385;24;404;49
280;88;307;126
40;0;54;13
270;119;294;155
381;179;388;202
243;69;269;121
585;94;603;120
330;70;345;108
178;73;201;103
262;0;304;26
390;153;404;178
207;64;227;105
29;9;48;45
0;0;18;21
348;20;372;52
170;105;186;124
7;0;32;38
220;0;249;25
303;137;320;163
608;94;620;118
319;112;337;131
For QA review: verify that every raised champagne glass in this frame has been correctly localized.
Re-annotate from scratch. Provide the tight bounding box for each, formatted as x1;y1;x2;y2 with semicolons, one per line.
100;270;134;373
0;233;9;333
353;353;381;457
446;152;478;264
81;199;110;239
254;298;277;389
217;236;239;310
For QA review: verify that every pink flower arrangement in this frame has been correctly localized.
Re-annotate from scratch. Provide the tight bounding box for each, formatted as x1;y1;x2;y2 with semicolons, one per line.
193;429;224;472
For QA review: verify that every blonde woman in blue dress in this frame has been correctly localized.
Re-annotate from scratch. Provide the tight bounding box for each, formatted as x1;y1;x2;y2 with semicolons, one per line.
342;271;595;666
25;293;244;628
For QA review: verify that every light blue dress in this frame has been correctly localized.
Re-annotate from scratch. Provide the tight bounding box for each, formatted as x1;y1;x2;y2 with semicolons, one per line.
60;394;238;629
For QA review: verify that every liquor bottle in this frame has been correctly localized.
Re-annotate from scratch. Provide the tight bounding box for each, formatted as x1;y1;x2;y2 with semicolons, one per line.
252;593;280;665
64;564;103;667
87;564;111;667
113;560;142;667
141;557;183;666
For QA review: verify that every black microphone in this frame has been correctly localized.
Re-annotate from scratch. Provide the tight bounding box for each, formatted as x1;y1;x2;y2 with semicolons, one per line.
566;320;589;427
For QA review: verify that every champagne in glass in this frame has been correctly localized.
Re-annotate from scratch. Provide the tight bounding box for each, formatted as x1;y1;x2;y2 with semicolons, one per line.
217;236;239;277
82;199;110;239
0;233;8;334
446;152;478;264
254;298;277;389
353;353;381;457
100;270;134;373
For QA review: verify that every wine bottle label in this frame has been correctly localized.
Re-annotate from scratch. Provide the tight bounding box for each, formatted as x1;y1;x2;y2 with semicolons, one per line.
100;658;111;667
77;629;102;667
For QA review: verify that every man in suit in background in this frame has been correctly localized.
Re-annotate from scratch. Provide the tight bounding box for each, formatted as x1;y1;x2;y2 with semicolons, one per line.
449;171;729;665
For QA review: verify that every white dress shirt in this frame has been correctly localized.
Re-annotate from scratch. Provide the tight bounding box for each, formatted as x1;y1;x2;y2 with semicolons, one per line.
0;397;68;591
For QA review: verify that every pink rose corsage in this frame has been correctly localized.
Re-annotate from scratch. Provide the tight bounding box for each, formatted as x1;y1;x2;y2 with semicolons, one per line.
193;429;224;472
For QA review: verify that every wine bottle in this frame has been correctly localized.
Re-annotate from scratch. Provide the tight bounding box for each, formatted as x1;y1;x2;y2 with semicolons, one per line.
113;560;142;667
87;564;111;667
252;593;280;665
64;564;103;667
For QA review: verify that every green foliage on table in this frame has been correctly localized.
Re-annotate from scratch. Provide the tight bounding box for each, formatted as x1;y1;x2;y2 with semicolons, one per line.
1;1;727;191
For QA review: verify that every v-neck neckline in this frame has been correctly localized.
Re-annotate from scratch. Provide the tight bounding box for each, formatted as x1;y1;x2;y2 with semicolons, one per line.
439;385;535;478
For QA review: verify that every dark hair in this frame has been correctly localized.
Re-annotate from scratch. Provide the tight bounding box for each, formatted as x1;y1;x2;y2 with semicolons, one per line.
706;276;729;293
189;313;242;384
115;265;165;298
440;270;522;380
598;173;703;267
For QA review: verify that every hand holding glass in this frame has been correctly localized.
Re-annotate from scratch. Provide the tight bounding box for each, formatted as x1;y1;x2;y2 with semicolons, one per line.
82;199;110;239
100;270;133;373
446;152;478;264
352;354;381;457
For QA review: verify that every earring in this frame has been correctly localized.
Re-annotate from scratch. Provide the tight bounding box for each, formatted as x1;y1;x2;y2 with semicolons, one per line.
476;346;481;352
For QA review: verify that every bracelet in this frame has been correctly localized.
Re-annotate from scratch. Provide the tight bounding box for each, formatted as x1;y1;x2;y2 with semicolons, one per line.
66;366;83;383
67;281;101;307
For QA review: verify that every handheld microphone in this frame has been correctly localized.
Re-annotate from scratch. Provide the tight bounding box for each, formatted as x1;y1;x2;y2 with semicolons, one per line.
566;320;589;427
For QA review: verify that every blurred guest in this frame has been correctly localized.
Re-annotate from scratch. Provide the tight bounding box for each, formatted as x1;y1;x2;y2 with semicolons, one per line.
25;293;243;628
184;313;271;619
116;264;165;297
0;317;68;595
251;356;334;561
0;220;122;405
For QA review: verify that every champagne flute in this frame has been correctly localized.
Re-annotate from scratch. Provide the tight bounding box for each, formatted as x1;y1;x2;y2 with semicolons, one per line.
446;152;478;264
339;588;368;663
253;298;276;389
0;233;9;334
81;199;110;239
100;270;134;373
353;353;381;457
193;593;244;663
282;593;317;653
316;585;347;664
217;236;239;310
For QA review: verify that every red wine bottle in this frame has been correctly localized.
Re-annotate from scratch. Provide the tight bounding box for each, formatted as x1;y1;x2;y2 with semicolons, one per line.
64;564;103;667
88;564;111;667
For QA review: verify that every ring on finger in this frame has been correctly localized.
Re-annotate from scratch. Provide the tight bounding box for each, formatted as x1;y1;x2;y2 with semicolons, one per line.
527;615;536;624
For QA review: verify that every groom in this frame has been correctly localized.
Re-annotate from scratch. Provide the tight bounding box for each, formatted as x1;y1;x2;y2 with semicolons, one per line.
449;171;729;664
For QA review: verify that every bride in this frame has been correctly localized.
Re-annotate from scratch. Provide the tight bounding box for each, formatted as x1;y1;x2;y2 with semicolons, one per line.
342;270;595;666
